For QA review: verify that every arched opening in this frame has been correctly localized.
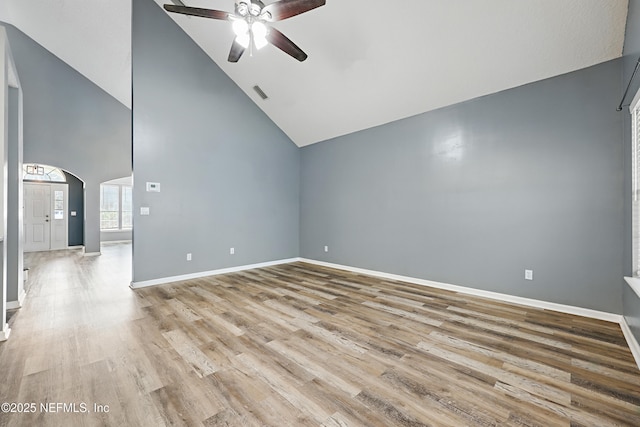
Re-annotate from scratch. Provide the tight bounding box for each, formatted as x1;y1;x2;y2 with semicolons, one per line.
22;164;87;251
22;163;82;252
22;163;66;182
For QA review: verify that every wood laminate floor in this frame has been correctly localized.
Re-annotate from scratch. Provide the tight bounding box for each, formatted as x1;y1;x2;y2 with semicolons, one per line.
1;243;639;426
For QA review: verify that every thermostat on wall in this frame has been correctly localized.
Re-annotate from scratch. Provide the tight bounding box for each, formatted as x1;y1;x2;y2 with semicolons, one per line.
146;182;161;192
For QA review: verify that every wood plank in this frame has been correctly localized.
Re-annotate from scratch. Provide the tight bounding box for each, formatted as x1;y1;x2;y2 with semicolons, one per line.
1;246;638;426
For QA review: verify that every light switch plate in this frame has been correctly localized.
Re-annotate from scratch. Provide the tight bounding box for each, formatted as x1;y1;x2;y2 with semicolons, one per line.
71;211;77;217
146;182;161;192
140;207;150;215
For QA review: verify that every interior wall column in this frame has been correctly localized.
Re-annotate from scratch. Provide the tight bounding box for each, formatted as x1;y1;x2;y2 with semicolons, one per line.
0;27;10;340
6;86;22;308
83;180;101;255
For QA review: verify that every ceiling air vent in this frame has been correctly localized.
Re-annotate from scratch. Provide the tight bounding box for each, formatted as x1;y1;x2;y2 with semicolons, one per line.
253;85;269;100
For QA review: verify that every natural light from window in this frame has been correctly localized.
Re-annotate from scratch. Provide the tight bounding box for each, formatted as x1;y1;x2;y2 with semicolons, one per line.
100;178;132;231
626;87;640;300
22;164;66;182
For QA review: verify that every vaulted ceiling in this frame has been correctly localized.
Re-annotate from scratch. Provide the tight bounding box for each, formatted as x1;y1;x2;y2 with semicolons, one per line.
0;0;630;147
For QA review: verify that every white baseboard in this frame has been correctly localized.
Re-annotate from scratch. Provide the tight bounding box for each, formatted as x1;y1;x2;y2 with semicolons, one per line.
130;258;300;289
0;324;10;341
620;318;640;369
299;258;621;323
6;289;26;310
83;251;101;257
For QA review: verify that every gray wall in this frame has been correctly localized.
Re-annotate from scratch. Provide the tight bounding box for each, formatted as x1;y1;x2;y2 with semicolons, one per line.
6;86;21;303
623;0;640;343
301;59;624;314
67;172;84;246
1;23;131;253
101;229;131;242
131;0;299;283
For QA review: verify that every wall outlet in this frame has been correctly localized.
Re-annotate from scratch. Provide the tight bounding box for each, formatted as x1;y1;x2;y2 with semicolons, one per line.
230;247;235;255
186;253;192;261
324;245;328;252
140;207;150;216
525;269;533;281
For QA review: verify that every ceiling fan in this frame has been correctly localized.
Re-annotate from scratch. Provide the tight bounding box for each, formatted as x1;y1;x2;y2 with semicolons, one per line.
163;0;326;63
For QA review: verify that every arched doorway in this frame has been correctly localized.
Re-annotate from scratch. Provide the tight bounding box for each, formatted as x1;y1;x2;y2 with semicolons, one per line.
22;164;85;252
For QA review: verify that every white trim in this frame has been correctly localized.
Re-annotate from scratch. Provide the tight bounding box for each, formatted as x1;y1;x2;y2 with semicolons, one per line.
299;258;622;323
83;251;101;257
624;276;640;299
6;289;26;310
129;258;300;289
0;324;10;341
630;84;640;114
620;317;640;369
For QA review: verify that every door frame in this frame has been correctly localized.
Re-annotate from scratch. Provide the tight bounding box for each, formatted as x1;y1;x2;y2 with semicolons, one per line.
23;181;69;252
1;26;23;341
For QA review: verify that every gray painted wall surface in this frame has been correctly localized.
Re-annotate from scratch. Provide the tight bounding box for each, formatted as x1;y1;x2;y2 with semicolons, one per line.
301;60;624;314
623;0;640;343
67;172;84;246
132;0;299;282
101;229;131;242
1;23;131;253
7;87;22;303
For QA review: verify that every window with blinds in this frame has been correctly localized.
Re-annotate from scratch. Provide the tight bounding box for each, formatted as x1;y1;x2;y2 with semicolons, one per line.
632;88;640;276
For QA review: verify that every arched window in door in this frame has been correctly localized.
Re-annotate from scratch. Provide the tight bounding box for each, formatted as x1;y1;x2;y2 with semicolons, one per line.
23;164;66;182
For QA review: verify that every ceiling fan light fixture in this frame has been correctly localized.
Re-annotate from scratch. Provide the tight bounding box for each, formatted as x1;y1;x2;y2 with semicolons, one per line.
236;2;249;16
249;2;262;16
163;0;327;62
252;21;269;50
232;19;249;37
259;11;272;21
236;33;250;49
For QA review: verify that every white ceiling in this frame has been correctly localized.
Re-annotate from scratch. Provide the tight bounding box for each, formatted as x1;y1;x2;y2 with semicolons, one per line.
0;0;132;109
0;1;630;147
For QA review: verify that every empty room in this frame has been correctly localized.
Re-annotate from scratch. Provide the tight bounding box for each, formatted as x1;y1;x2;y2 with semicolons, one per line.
1;0;640;425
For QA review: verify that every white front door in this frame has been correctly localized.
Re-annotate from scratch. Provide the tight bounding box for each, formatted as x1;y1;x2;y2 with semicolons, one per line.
24;183;50;252
23;182;68;252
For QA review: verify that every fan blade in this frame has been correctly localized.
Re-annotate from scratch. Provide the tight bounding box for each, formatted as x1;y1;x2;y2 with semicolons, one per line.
266;27;307;61
262;0;325;21
163;4;229;20
228;39;246;63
